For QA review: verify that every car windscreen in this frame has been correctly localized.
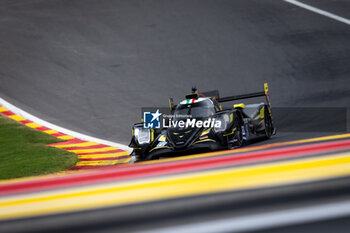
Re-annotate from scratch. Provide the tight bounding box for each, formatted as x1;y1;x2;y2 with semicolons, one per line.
174;100;215;120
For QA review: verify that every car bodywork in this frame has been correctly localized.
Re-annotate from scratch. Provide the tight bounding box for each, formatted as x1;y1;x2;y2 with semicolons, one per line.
129;83;276;160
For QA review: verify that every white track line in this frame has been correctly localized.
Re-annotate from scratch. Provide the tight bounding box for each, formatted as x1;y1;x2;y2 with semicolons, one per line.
283;0;350;25
142;200;350;233
0;97;132;153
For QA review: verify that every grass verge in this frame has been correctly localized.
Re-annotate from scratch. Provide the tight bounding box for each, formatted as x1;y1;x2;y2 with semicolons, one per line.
0;114;78;180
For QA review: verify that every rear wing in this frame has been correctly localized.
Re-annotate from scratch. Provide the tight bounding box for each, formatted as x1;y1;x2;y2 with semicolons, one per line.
169;83;271;111
218;83;271;107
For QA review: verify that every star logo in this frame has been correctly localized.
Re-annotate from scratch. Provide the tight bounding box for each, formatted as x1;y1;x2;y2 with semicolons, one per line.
151;109;162;122
143;109;162;129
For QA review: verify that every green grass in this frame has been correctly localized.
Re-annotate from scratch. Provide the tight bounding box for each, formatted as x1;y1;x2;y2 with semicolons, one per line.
0;114;78;180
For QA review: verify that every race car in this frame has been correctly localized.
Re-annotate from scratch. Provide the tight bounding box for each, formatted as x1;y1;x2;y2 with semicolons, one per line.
129;83;276;160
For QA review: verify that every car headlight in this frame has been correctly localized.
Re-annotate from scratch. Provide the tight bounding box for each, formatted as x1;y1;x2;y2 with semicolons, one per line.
213;113;230;133
134;127;150;145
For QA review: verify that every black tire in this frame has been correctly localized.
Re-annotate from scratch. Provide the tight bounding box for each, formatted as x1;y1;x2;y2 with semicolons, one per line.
131;150;148;162
264;107;273;139
130;151;141;162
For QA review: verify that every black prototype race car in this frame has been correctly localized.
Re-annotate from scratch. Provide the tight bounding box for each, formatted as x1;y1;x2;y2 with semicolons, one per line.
129;83;276;160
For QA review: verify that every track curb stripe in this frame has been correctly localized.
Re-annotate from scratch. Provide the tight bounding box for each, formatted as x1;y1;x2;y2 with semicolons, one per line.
1;138;350;196
1;152;350;220
0;105;131;170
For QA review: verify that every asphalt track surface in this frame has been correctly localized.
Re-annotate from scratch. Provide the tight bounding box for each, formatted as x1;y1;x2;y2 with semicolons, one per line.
0;0;350;232
0;0;349;144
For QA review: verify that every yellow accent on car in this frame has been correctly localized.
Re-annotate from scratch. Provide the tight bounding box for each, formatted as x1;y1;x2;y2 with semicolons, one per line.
264;82;269;95
158;135;166;142
223;127;236;136
193;139;216;144
234;103;245;109
201;128;210;136
151;129;154;142
267;106;272;115
149;146;171;152
185;130;192;134
169;98;173;111
230;113;233;122
254;107;265;120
